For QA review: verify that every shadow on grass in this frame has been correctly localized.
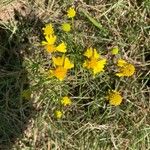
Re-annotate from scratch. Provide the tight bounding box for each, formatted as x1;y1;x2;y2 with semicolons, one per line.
0;9;43;149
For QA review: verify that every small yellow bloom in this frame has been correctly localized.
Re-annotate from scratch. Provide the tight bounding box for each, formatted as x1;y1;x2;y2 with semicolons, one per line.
67;7;76;18
56;42;67;53
51;67;67;81
63;57;74;69
116;59;135;77
42;35;56;46
55;110;63;119
84;47;100;59
52;56;74;69
42;35;57;53
61;96;72;106
42;36;67;53
107;90;123;106
44;44;56;53
62;23;71;32
83;48;106;75
42;24;54;36
50;56;74;81
111;47;119;55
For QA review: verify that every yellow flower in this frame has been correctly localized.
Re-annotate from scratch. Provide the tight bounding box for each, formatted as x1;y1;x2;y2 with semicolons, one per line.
42;24;54;36
51;67;67;81
52;56;74;69
83;48;106;75
111;47;119;55
107;90;123;106
61;96;72;106
116;59;135;77
55;110;63;119
62;23;71;32
50;56;74;81
67;7;76;18
42;35;56;53
84;47;100;59
42;35;67;53
56;42;67;53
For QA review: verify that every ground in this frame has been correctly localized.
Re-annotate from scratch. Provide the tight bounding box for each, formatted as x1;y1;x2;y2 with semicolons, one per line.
0;0;150;149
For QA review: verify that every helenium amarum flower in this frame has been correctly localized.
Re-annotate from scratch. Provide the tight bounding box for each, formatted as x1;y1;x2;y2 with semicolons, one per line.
61;96;72;106
42;35;67;53
62;23;71;32
83;47;107;75
107;90;123;106
116;59;135;77
55;110;63;119
67;7;76;18
111;47;119;55
42;24;54;36
49;56;74;81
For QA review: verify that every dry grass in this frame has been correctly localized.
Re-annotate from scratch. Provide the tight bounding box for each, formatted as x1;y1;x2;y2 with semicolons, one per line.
0;0;150;149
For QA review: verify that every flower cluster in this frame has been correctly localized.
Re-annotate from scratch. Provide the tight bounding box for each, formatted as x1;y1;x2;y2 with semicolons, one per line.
42;24;74;81
42;28;67;53
40;6;136;119
41;7;77;81
55;96;72;119
61;7;76;32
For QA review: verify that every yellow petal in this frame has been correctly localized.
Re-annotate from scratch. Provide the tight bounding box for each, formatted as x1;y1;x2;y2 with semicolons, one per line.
45;35;56;45
93;59;106;75
64;57;74;69
52;56;64;66
84;47;93;58
56;42;67;53
117;59;127;67
116;73;124;77
53;67;67;81
41;41;48;46
93;48;100;59
83;60;88;68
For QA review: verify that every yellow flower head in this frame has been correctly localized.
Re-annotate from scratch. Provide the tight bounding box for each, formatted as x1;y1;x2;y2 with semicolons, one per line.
50;67;67;81
42;24;54;36
116;59;135;77
61;96;72;106
41;35;56;53
67;7;76;18
52;56;74;69
83;48;106;75
62;23;71;32
111;47;119;55
107;90;123;106
84;47;100;59
42;35;56;46
55;110;63;119
56;42;67;53
51;56;74;81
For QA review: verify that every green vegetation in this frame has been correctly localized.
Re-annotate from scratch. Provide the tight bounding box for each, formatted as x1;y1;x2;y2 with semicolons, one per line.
0;0;149;149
